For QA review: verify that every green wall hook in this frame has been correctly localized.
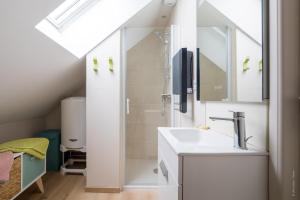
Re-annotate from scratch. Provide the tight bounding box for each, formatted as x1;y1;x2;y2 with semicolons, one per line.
93;57;99;73
258;60;263;72
108;57;114;72
243;57;250;72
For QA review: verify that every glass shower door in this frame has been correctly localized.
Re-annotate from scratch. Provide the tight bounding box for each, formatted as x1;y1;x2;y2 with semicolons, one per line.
125;28;171;186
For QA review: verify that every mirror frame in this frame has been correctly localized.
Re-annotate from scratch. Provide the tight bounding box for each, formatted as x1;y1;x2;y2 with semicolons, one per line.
262;0;270;100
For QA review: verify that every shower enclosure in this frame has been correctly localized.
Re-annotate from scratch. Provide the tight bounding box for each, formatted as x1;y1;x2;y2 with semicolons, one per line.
124;27;171;186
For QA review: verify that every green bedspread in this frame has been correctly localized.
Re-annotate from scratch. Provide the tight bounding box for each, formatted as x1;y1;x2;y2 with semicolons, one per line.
0;138;49;159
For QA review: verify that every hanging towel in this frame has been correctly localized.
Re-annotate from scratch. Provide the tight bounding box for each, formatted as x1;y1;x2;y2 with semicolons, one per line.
0;151;14;184
0;138;49;160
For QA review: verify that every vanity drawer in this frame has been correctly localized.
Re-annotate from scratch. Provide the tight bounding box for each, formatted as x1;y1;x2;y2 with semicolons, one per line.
22;154;45;189
158;133;182;184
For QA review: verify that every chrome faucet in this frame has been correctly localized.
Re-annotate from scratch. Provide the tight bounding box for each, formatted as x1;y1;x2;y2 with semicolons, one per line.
209;111;252;150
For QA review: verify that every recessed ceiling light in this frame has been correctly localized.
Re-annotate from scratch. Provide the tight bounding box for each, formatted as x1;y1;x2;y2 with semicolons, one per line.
163;0;176;7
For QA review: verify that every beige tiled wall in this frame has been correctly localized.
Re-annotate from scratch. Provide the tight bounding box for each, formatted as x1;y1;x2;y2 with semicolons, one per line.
126;31;169;159
200;54;227;101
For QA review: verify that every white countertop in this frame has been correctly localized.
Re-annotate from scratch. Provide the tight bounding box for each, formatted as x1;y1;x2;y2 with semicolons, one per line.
158;127;268;156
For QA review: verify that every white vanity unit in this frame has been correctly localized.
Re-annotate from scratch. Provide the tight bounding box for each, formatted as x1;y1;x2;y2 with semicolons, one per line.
158;128;268;200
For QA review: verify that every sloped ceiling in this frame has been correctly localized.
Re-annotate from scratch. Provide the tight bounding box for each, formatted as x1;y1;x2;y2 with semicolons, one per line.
0;0;85;124
197;1;234;28
125;0;173;28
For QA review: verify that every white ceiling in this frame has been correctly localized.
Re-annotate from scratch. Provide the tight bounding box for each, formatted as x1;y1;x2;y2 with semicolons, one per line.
126;0;174;28
0;0;85;124
0;0;173;124
197;0;262;44
36;0;154;58
197;1;233;27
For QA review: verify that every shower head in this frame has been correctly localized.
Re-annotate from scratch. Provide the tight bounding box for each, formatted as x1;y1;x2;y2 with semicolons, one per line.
154;31;169;44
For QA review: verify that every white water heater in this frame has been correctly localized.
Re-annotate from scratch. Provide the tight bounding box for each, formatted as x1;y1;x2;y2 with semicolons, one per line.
61;97;86;149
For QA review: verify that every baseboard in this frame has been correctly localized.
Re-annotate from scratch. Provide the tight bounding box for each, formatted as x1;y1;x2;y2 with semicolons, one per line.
123;185;158;190
85;187;121;193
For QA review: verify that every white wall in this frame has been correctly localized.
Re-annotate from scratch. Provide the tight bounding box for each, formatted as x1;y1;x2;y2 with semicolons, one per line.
86;31;121;188
45;107;61;130
36;0;153;58
169;0;198;127
198;0;268;150
268;0;281;199
205;102;268;150
125;28;153;51
268;0;300;198
169;0;269;151
280;0;300;198
198;80;268;148
0;85;85;144
236;29;262;102
0;118;45;143
45;86;86;130
0;0;85;125
197;27;227;71
207;0;262;44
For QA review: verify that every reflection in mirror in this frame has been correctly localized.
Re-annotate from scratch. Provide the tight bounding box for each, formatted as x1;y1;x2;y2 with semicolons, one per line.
197;0;264;102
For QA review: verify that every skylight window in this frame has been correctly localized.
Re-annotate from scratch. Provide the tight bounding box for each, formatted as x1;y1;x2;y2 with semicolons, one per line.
47;0;99;29
36;0;153;58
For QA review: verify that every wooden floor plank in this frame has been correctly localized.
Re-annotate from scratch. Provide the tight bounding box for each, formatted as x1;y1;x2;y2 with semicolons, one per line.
16;173;158;200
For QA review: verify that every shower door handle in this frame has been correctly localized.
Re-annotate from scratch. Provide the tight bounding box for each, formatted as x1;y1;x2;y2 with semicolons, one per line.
126;98;130;115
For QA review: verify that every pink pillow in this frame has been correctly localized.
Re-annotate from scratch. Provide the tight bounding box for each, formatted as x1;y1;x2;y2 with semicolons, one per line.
0;151;14;184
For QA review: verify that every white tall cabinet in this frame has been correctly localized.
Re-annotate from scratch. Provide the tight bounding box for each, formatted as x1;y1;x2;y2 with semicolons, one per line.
86;31;122;190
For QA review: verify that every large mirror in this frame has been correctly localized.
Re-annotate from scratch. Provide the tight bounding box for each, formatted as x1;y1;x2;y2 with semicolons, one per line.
197;0;269;102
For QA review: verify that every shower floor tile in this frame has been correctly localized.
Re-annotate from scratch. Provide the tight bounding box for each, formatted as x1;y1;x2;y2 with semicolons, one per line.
126;158;158;186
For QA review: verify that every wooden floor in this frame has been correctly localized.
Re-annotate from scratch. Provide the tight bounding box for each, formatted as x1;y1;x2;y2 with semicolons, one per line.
16;172;158;200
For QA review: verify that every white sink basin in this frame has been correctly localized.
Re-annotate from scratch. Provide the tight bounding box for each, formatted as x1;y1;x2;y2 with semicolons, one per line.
158;127;267;155
169;129;201;144
169;128;232;147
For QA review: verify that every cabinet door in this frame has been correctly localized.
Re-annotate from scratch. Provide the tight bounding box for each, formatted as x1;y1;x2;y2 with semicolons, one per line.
158;150;182;200
158;133;182;183
22;154;45;189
